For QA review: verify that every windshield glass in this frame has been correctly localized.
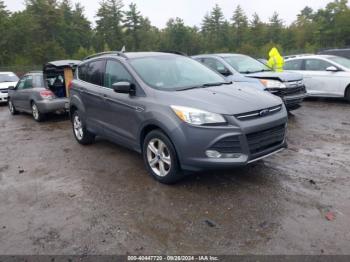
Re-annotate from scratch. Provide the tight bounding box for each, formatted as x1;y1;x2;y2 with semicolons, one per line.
0;73;19;83
328;56;350;69
224;55;271;74
129;55;225;91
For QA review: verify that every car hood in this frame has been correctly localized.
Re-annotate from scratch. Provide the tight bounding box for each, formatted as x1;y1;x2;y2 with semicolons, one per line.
244;71;303;82
157;83;283;115
226;75;265;91
0;82;17;89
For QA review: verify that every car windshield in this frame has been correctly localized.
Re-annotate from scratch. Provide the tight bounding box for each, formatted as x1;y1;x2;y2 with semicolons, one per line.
129;55;226;91
0;73;19;83
328;56;350;69
224;55;272;74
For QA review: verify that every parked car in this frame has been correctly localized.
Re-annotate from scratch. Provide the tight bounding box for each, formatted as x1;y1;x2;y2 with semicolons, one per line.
8;60;80;121
0;72;19;103
70;51;288;184
193;54;307;110
318;48;350;59
284;55;350;100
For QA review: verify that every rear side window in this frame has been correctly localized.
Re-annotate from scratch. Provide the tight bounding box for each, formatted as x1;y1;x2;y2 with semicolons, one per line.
104;60;133;89
78;60;105;86
87;60;105;86
285;59;303;70
24;76;33;89
78;63;88;81
305;59;332;71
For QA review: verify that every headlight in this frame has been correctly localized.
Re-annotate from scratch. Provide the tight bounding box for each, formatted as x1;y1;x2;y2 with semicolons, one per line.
171;105;226;126
260;79;286;89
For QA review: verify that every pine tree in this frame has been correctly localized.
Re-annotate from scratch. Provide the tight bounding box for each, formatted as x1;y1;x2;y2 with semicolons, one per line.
231;5;248;48
123;3;142;50
95;0;124;51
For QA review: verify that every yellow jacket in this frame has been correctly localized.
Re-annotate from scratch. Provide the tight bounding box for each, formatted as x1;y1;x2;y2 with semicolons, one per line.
267;47;284;72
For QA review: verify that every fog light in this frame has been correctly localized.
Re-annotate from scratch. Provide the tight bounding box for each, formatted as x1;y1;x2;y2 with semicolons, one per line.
222;153;241;159
206;150;222;158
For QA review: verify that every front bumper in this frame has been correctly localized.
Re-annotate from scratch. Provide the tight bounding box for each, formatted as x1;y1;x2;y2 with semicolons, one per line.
268;85;307;110
0;92;8;103
36;98;69;113
170;107;288;171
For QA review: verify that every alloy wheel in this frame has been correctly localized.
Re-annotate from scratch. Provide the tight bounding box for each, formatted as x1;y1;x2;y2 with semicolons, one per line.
73;115;84;140
146;138;172;177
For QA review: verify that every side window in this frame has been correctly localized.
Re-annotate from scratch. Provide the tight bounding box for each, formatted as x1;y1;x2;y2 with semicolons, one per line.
202;58;228;74
34;75;44;87
305;59;332;71
24;75;33;89
78;63;88;81
104;60;133;89
86;60;105;86
285;59;303;70
17;77;27;90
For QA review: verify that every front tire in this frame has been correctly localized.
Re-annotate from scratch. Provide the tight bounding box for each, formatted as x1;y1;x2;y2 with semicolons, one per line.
72;110;95;145
31;102;45;122
8;100;18;115
143;130;184;184
346;86;350;102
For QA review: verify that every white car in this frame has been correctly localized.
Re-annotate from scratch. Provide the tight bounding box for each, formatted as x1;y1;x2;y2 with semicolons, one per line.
284;55;350;101
0;72;19;103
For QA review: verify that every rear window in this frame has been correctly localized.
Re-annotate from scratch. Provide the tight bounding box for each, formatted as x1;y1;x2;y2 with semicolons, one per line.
0;73;19;83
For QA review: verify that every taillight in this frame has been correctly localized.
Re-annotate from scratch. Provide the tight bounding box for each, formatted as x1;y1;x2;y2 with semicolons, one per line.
40;90;55;100
68;80;73;89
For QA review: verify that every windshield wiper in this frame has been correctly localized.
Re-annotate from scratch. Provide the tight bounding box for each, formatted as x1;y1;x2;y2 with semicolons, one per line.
177;81;232;91
241;69;271;74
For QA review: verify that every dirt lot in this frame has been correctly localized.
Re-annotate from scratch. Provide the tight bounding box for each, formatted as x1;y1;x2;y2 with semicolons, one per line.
0;99;349;255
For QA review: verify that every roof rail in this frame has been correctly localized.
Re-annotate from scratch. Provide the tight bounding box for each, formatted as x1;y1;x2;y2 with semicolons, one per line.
84;51;128;60
284;53;314;59
161;50;188;56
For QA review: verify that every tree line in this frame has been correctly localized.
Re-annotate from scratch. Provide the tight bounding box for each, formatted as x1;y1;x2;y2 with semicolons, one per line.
0;0;349;68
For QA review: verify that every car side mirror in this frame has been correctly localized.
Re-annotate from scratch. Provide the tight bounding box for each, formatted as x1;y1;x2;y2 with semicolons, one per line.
326;66;339;72
218;68;232;76
112;82;135;95
8;86;16;90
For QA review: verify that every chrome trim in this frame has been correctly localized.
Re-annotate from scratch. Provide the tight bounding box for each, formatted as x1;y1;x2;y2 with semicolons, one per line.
248;147;285;164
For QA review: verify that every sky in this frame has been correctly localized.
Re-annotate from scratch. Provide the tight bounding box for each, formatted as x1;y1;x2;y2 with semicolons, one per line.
5;0;333;28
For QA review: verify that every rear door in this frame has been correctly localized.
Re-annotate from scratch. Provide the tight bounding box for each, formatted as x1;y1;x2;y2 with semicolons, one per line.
11;77;26;109
21;75;35;111
79;59;107;131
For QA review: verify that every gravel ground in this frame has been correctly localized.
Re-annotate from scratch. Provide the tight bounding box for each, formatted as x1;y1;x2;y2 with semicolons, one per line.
0;99;349;255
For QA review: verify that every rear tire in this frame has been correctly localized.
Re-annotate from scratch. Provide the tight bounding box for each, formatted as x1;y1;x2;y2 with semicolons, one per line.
72;110;95;145
8;100;18;115
143;130;184;184
31;102;45;122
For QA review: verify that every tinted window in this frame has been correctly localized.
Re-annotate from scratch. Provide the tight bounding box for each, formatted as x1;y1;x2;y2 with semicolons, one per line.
17;77;26;90
24;75;33;89
305;59;332;71
86;60;105;86
78;63;88;81
104;60;133;89
285;59;303;70
129;56;224;91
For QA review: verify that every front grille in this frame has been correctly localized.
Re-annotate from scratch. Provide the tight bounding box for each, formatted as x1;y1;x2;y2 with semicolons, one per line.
280;85;306;96
235;105;282;121
210;135;241;154
247;124;285;155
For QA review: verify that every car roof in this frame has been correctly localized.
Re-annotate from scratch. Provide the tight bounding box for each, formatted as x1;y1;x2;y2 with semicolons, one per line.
0;72;16;75
285;54;337;60
193;53;245;58
84;52;185;62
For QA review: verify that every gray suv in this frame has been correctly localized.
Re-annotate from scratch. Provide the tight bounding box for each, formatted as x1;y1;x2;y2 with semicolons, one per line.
70;52;288;184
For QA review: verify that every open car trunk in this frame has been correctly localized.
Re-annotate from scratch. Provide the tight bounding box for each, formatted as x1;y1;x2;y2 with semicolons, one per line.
43;60;81;98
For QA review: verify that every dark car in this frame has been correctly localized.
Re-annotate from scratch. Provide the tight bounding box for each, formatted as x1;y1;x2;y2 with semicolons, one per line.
69;51;288;184
8;60;80;121
193;54;307;111
318;48;350;59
